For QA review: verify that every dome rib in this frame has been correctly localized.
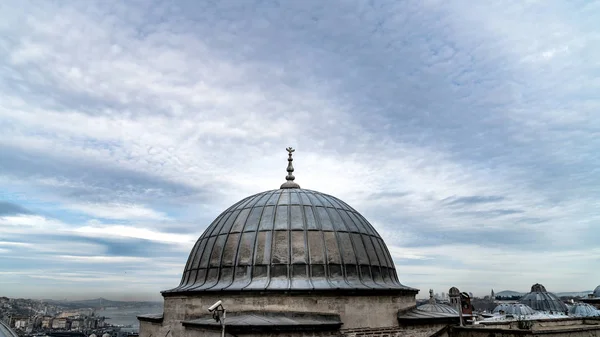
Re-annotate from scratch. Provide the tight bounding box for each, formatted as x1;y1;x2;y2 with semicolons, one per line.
164;189;417;295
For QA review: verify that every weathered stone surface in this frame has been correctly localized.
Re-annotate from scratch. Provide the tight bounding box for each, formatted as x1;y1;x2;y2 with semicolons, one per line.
140;292;416;337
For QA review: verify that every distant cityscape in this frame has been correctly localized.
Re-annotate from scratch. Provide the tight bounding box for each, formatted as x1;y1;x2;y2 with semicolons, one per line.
0;297;162;337
2;288;595;337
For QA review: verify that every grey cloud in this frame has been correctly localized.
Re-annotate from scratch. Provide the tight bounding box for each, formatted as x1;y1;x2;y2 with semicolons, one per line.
0;201;31;215
443;195;506;205
0;144;214;205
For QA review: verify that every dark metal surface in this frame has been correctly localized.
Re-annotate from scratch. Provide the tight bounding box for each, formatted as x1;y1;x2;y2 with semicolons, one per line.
417;303;459;315
280;147;300;189
137;313;164;323
492;303;535;315
182;311;342;333
164;188;416;294
397;309;459;319
519;283;568;312
0;321;18;337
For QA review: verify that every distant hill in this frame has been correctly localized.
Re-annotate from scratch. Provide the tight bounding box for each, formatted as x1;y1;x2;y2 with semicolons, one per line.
42;297;161;308
495;290;593;298
495;290;525;298
556;291;593;297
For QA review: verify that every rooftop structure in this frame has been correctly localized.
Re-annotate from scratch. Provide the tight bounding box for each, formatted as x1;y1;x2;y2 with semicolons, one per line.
140;148;419;337
416;289;459;315
580;285;600;309
568;302;600;317
519;283;568;312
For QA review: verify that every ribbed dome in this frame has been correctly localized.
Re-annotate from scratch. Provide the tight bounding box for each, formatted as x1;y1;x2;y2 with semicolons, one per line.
594;285;600;298
568;303;600;317
519;283;568;312
165;188;415;294
493;303;535;315
417;303;459;315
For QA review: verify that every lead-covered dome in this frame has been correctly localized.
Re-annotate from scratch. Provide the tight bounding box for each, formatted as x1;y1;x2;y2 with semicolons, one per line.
493;303;535;316
165;188;414;294
519;283;568;312
568;303;600;317
593;285;600;298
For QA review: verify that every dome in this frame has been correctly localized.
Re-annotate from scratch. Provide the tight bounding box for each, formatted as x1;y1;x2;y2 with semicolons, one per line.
493;303;535;316
164;148;415;294
569;303;600;317
417;303;458;315
593;285;600;298
165;188;412;293
416;289;459;315
89;334;97;337
519;283;568;312
102;334;110;337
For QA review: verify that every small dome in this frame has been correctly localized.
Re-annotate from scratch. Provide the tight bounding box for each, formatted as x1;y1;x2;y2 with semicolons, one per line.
417;303;459;315
102;333;110;337
519;283;568;312
418;289;459;315
568;303;600;317
89;334;97;337
493;303;535;315
593;285;600;298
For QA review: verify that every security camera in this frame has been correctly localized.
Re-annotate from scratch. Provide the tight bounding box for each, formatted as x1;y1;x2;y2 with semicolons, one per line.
208;300;223;312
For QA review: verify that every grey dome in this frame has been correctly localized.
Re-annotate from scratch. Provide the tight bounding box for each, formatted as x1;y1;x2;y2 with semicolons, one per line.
594;285;600;298
493;303;535;315
164;188;416;294
519;283;568;312
568;303;600;317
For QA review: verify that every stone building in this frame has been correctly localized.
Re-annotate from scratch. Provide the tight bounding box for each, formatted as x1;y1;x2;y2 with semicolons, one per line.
139;148;421;336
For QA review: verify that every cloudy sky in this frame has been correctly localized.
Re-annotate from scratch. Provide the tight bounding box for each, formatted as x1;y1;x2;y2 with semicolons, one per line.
1;0;599;301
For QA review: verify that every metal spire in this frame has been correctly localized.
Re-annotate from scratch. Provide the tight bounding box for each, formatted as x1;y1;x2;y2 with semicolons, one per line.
280;147;300;189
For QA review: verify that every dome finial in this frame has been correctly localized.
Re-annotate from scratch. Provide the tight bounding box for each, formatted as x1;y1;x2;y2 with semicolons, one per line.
280;147;300;189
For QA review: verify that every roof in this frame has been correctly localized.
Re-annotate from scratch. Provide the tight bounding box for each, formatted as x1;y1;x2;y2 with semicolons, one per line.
594;285;600;298
0;321;18;337
137;313;163;323
417;303;459;315
164;187;417;295
398;308;460;319
519;283;568;312
181;311;342;333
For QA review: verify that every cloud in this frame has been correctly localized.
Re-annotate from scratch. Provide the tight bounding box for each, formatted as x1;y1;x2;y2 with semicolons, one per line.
0;0;599;300
0;201;31;215
66;203;169;221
